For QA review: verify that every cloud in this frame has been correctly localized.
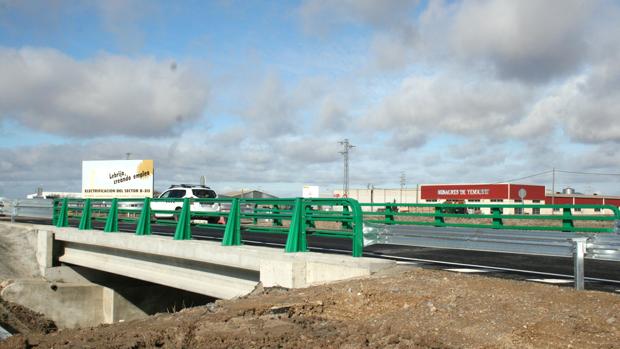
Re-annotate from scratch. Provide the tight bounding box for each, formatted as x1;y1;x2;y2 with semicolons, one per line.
363;73;532;149
0;47;209;138
448;0;595;83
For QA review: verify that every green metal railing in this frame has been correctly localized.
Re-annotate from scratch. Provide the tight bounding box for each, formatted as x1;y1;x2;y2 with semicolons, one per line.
49;198;620;257
52;197;365;257
360;203;620;233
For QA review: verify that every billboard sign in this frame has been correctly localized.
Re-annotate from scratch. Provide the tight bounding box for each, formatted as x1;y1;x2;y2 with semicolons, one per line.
82;160;154;198
302;185;320;198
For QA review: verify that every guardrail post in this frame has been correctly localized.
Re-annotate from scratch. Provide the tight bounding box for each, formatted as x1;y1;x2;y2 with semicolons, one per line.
385;205;395;225
285;198;308;253
52;199;59;225
78;199;92;230
491;207;503;229
222;198;241;246
135;197;152;236
434;206;444;226
55;198;69;228
272;204;283;227
173;198;192;240
11;201;16;223
104;199;119;233
349;200;364;257
571;237;588;291
562;207;574;232
252;204;258;225
341;205;352;229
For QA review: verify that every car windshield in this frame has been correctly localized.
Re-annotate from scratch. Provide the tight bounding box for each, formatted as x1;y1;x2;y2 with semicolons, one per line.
193;189;216;198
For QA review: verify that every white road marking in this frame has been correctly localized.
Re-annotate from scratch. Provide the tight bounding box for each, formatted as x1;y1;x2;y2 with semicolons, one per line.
444;268;497;273
526;278;574;284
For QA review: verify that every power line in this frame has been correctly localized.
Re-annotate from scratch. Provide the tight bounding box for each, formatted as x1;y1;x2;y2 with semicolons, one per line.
494;170;553;184
556;170;620;176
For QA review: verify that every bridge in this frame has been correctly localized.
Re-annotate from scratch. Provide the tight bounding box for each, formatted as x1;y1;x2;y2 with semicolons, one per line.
1;196;620;327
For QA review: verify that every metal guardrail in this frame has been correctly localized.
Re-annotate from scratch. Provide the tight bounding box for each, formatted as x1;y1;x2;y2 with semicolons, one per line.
360;202;620;290
0;198;54;222
360;202;620;233
363;221;620;290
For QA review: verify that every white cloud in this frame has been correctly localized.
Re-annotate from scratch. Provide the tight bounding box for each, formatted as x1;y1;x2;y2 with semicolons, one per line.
0;47;209;137
448;0;595;82
363;73;532;149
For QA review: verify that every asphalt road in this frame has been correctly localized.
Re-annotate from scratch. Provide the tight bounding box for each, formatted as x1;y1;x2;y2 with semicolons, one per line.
4;216;620;289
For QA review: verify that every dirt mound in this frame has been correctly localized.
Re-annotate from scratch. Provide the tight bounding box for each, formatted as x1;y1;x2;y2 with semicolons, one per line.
0;297;56;337
2;266;619;348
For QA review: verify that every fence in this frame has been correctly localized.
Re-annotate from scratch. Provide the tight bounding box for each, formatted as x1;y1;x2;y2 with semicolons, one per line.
51;197;365;257
360;202;620;233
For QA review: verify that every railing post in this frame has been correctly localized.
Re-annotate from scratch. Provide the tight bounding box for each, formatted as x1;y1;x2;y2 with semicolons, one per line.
173;198;192;240
572;237;588;291
285;198;308;253
55;198;69;228
135;197;152;236
222;198;241;246
272;204;283;227
562;207;574;232
349;199;364;257
491;207;503;229
306;205;317;229
52;199;59;226
11;201;16;223
340;205;352;229
104;198;119;233
385;205;395;225
434;206;445;226
78;199;92;230
252;204;258;225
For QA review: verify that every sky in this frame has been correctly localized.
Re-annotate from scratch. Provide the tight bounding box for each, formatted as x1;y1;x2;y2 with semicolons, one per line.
1;0;619;198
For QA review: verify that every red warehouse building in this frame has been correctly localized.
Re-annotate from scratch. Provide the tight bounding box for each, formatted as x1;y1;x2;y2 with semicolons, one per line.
419;183;620;215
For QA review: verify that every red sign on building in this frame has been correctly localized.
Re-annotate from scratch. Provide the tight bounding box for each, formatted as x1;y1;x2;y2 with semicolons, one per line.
421;184;546;201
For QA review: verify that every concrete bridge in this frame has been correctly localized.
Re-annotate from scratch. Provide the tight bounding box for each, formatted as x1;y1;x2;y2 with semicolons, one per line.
0;223;392;327
39;226;392;299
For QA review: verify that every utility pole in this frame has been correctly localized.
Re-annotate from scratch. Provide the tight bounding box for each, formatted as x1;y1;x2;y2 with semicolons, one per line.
400;172;406;203
339;139;355;198
552;167;556;206
126;152;131;160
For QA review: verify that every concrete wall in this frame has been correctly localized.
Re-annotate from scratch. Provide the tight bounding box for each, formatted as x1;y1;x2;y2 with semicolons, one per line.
1;279;145;328
0;223;41;280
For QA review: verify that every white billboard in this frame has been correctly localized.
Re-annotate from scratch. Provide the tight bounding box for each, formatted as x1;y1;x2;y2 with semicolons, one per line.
82;160;154;198
302;185;320;198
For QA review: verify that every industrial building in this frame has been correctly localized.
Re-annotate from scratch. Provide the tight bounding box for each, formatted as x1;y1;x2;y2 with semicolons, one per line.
335;183;620;215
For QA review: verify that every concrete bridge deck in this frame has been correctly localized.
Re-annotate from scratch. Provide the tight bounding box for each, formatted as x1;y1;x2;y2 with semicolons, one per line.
39;226;394;299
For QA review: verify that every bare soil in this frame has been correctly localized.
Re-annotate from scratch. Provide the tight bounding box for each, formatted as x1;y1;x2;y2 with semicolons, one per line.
0;296;56;337
2;266;619;349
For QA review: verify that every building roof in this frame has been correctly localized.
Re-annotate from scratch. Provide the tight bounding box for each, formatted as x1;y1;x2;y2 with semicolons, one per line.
222;190;278;199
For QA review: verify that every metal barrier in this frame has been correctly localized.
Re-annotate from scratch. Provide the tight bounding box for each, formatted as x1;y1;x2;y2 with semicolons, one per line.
361;202;620;290
0;199;54;222
51;197;365;257
360;202;620;233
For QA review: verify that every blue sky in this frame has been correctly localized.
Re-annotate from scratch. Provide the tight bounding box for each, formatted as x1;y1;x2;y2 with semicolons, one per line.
1;0;619;198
